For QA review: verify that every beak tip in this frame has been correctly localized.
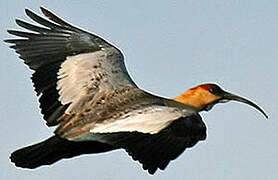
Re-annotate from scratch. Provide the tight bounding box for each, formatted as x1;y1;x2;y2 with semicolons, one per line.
223;92;268;120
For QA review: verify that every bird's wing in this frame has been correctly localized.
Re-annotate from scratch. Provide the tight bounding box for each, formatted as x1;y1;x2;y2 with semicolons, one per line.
76;113;206;174
104;115;206;174
5;7;136;126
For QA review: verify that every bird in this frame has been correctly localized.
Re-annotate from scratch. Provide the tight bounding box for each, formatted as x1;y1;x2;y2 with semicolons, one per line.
5;7;268;175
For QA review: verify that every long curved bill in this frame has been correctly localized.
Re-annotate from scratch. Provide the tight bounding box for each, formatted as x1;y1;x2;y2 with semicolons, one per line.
221;92;268;119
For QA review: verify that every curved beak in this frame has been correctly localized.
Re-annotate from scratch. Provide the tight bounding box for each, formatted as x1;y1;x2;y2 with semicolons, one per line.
221;92;268;119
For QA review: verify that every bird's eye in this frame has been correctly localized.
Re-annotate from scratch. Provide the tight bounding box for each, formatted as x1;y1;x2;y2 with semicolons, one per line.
208;86;222;95
208;88;216;93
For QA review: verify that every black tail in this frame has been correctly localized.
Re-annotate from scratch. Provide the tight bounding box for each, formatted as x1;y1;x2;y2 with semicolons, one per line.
10;135;115;169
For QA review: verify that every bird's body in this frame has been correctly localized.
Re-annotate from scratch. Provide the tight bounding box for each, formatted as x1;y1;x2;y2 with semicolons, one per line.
55;86;201;140
6;7;267;174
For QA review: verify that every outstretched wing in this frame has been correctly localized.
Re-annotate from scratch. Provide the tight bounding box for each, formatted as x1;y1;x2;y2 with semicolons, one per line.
5;7;136;126
85;113;206;174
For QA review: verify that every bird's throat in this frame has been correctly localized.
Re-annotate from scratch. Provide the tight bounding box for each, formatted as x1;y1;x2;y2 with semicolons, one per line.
173;94;205;110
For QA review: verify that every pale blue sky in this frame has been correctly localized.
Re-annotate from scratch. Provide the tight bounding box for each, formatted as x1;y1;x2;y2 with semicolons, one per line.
1;1;277;180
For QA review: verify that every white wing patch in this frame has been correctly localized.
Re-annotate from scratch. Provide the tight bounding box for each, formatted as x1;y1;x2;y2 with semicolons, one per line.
90;106;187;134
57;50;136;114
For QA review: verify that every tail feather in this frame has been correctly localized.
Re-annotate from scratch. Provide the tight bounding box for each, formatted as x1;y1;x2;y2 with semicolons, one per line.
10;135;115;169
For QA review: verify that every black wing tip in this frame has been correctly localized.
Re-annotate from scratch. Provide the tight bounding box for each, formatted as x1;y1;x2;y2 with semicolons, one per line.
6;30;22;36
7;29;14;34
24;8;33;16
39;6;75;29
3;39;12;43
40;6;51;16
15;18;22;24
25;7;47;19
15;19;28;28
3;38;23;46
24;7;52;19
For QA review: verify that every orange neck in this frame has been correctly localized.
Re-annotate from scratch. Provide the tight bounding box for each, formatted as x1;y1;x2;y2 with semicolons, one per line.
173;93;205;110
173;88;220;110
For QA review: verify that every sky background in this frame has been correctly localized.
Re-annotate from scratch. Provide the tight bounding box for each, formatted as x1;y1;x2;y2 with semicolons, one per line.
1;1;277;180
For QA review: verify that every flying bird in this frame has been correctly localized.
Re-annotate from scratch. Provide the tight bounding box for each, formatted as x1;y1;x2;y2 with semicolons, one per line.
5;7;268;174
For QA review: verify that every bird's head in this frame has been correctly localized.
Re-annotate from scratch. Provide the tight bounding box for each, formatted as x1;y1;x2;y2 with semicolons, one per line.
174;83;268;118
